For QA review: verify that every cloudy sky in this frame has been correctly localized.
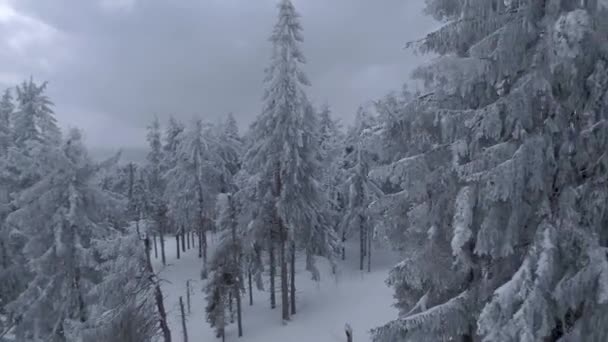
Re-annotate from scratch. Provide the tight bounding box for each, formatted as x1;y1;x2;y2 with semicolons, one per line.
0;0;436;148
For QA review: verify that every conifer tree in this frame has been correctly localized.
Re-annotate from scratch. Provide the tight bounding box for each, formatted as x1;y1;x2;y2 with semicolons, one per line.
146;117;168;265
165;119;229;274
0;89;13;157
5;129;123;341
244;0;337;321
12;78;60;147
206;192;243;338
373;2;608;341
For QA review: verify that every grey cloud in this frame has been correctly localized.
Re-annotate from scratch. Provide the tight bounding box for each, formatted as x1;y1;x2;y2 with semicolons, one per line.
1;0;435;148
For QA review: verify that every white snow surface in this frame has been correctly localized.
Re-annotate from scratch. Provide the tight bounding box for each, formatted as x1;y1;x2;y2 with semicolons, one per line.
152;234;399;342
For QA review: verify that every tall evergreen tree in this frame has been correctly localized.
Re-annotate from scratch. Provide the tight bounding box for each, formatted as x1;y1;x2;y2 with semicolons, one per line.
165;119;229;274
244;0;337;321
5;129;123;341
373;2;608;341
206;192;243;338
12;79;60;147
146;117;168;265
216;113;243;179
0;89;13;157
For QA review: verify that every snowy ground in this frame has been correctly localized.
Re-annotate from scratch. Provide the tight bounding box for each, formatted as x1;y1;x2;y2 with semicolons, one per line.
152;235;399;342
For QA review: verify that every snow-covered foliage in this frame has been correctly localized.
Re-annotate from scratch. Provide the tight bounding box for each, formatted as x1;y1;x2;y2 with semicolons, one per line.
373;2;608;341
244;0;338;281
4;129;125;341
0;89;13;157
70;227;158;342
164;119;228;231
12;79;60;147
206;192;243;338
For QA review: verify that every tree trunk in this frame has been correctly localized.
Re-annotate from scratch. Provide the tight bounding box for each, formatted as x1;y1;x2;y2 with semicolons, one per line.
229;292;234;324
345;324;353;342
181;229;186;253
367;226;372;273
74;267;86;323
176;234;180;260
179;296;188;342
248;270;253;306
201;229;207;279
198;228;203;258
360;216;365;271
202;228;207;266
186;230;190;250
144;237;171;342
153;234;158;259
341;231;346;261
228;194;243;337
159;218;166;266
269;238;276;310
236;282;243;337
290;241;296;315
280;228;289;321
186;280;191;314
0;240;8;269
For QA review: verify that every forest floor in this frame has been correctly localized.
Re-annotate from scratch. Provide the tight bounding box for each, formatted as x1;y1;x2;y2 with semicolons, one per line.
152;234;399;342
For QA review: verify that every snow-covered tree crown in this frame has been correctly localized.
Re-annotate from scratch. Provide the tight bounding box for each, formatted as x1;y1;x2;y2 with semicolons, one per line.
373;2;608;342
12;78;60;146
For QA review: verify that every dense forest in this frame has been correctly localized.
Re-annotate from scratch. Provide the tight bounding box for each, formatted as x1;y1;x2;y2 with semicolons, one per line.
2;0;608;341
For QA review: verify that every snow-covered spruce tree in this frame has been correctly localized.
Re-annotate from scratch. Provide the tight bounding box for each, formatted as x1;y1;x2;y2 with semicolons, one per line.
0;88;17;342
146;117;168;265
1;80;64;340
0;89;13;157
12;78;61;147
4;129;124;341
162;116;184;173
206;192;243;338
233;169;268;306
6;79;62;192
373;85;416;163
71;226;162;342
373;2;608;341
317;104;346;258
339;107;383;266
341;124;383;271
244;0;337;321
215;113;244;178
165;119;229;274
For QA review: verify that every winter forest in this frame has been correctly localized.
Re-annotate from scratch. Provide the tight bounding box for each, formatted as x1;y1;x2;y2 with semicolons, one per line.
2;0;608;341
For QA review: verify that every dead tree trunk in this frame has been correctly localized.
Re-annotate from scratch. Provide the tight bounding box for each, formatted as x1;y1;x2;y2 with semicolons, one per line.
179;296;188;342
144;237;171;342
290;241;296;315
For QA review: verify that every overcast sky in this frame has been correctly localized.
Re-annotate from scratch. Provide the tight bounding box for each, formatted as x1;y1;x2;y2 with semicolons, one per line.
0;0;436;148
